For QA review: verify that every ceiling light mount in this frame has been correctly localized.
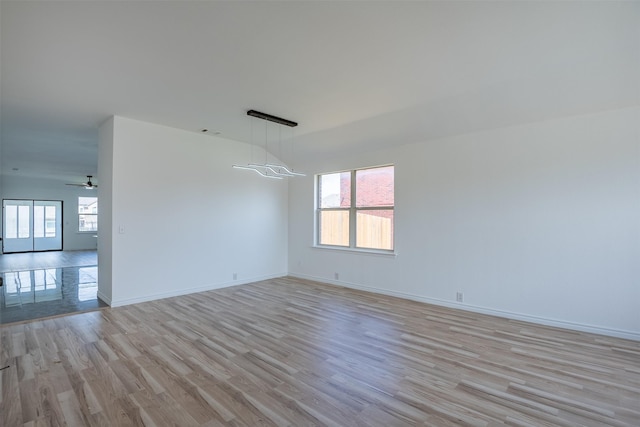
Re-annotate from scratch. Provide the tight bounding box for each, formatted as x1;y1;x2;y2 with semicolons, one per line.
247;110;297;128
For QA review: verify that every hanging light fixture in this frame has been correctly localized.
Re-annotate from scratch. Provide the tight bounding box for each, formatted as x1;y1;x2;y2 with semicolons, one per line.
233;110;306;179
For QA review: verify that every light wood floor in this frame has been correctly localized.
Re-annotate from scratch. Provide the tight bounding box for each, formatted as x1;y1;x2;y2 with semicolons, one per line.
1;277;639;426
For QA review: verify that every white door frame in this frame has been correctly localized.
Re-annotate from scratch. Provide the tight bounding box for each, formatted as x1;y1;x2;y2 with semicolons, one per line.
2;199;63;254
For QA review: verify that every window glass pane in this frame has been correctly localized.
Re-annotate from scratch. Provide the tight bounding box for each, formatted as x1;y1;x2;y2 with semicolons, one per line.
5;205;17;238
356;166;394;207
79;215;98;232
79;197;98;232
79;197;98;213
45;206;56;237
18;205;30;238
34;206;45;238
356;209;394;250
319;211;350;246
319;172;351;208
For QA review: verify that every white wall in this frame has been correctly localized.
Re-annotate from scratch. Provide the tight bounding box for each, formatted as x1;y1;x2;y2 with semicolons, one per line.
99;116;288;306
289;107;640;340
1;175;99;251
97;117;114;303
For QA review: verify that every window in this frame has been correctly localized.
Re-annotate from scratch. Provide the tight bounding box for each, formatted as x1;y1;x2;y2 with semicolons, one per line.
78;197;98;232
34;205;57;238
317;165;394;251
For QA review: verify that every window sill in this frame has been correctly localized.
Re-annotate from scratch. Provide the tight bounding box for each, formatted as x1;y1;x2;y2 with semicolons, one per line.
312;245;397;257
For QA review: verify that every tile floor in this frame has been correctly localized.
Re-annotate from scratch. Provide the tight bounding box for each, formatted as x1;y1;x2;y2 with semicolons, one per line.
0;250;106;324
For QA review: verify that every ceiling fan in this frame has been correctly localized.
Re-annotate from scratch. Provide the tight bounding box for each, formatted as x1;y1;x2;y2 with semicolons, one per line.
66;175;98;189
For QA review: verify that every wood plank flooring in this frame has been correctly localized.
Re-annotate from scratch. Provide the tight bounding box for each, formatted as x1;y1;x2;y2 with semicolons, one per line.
1;276;639;426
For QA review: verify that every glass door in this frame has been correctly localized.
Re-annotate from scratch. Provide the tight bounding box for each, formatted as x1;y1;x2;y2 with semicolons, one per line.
34;200;63;251
3;200;34;253
2;199;63;253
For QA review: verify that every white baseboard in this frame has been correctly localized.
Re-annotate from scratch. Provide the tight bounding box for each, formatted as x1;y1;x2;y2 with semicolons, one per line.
97;291;111;306
289;273;640;342
109;272;287;307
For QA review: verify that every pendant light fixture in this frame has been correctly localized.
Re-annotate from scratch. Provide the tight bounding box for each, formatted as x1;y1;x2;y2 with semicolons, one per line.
233;110;306;179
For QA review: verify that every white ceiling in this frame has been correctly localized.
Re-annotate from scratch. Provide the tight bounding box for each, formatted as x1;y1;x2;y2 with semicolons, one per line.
1;1;638;183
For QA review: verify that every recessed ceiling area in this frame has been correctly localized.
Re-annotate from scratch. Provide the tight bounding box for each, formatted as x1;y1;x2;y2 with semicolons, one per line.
1;1;638;182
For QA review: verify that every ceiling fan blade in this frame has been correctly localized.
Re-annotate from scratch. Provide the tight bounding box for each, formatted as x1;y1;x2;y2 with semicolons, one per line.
66;175;97;188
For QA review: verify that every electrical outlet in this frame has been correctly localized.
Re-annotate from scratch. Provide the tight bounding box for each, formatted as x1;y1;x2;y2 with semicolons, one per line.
456;292;464;302
334;272;339;280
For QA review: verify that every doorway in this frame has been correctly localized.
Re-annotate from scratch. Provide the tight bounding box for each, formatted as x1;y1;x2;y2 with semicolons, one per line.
2;199;63;253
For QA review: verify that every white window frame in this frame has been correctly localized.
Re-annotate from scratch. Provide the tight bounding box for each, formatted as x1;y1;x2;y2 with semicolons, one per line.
315;165;394;253
78;197;98;233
